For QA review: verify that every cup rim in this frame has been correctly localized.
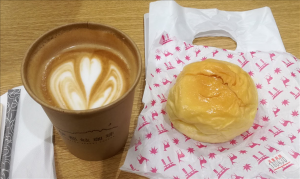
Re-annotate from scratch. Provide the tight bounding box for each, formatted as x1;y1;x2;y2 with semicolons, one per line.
21;22;142;115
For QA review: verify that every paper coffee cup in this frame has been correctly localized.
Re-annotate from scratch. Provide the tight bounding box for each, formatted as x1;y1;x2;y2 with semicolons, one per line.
21;23;141;160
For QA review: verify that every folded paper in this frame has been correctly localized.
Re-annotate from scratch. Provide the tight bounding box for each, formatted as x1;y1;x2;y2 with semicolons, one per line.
0;86;56;178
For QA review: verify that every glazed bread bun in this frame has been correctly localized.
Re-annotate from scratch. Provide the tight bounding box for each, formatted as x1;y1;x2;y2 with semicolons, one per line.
166;59;258;143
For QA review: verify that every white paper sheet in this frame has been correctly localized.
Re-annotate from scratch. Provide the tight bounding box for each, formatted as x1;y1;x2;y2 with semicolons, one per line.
0;86;56;179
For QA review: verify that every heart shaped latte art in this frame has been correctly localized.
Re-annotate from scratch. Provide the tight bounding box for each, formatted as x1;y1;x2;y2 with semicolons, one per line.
44;48;129;110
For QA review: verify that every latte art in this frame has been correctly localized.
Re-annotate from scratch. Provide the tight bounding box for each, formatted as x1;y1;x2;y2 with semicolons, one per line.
42;47;130;110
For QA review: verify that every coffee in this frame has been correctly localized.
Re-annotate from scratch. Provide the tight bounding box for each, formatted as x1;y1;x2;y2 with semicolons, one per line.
22;23;141;160
41;46;130;110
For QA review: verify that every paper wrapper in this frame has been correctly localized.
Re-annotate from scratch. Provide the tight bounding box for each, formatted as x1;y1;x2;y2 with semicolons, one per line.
121;33;300;179
0;86;56;178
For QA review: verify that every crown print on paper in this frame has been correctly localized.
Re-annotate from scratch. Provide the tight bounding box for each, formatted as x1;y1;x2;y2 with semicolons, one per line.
161;156;176;171
157;94;167;103
156;124;168;134
184;42;194;50
268;126;284;137
138;116;150;131
268;87;283;100
213;164;229;179
237;56;249;68
164;62;175;70
182;164;198;179
240;131;253;140
252;151;269;164
255;59;269;72
282;58;294;67
159;33;173;45
290;86;300;99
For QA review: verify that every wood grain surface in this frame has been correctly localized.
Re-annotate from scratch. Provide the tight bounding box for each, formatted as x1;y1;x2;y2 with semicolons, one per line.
1;1;299;178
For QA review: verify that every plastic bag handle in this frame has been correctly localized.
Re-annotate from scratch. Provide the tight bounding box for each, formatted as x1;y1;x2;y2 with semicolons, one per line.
148;1;286;53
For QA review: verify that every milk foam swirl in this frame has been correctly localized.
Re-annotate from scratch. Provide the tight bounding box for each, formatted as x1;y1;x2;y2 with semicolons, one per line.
46;49;128;110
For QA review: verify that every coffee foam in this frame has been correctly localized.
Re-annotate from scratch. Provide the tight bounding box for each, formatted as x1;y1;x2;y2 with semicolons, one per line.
43;47;130;110
90;65;123;108
80;57;102;102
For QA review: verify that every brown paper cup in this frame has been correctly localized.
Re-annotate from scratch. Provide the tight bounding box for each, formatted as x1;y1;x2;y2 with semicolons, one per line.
21;23;141;160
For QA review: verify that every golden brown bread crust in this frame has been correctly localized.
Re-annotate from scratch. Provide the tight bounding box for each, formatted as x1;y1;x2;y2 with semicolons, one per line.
166;59;258;143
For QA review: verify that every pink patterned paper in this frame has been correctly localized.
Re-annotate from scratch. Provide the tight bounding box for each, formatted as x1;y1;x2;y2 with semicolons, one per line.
121;32;300;179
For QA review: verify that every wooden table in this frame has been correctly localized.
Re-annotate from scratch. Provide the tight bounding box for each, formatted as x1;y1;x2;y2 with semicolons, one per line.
1;1;299;178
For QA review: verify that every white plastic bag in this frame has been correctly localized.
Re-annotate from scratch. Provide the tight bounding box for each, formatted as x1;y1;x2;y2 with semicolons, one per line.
143;0;286;104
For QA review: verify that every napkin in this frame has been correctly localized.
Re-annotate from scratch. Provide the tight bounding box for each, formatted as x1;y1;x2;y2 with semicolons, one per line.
0;86;56;178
